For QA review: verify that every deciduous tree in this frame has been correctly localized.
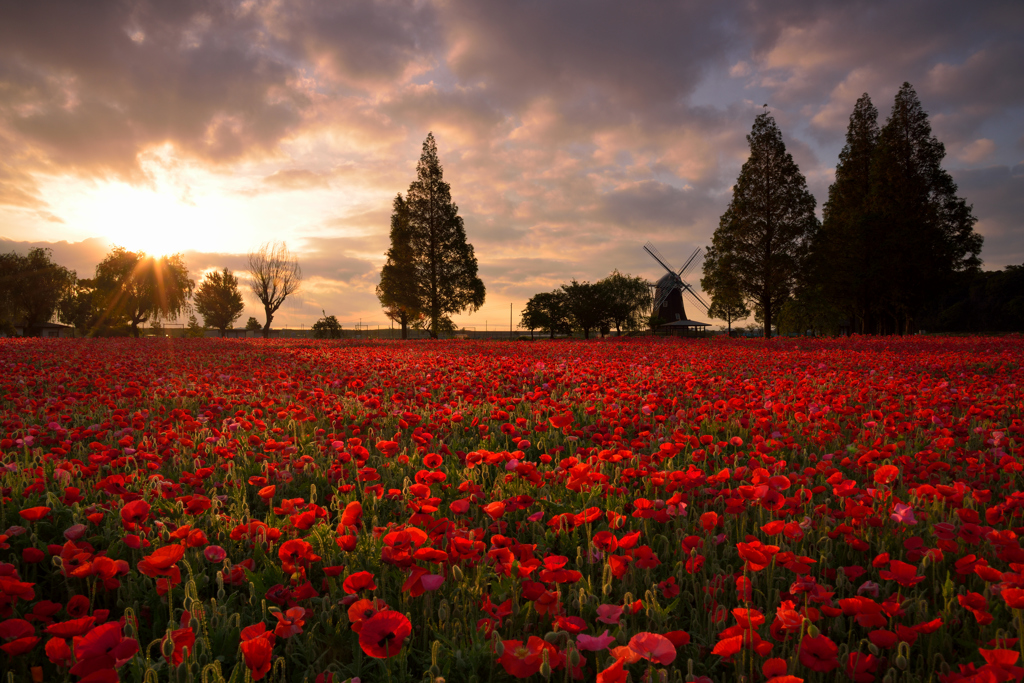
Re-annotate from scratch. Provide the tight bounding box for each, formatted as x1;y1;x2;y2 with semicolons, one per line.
312;311;343;339
521;290;570;339
561;280;607;340
0;248;76;336
704;111;818;338
598;270;651;334
248;241;301;338
93;247;193;337
194;268;245;337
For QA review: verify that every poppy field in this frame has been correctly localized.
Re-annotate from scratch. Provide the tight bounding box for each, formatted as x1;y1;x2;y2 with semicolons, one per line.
1;336;1023;683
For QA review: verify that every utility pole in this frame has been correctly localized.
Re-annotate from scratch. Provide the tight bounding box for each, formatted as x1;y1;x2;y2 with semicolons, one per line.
510;302;512;340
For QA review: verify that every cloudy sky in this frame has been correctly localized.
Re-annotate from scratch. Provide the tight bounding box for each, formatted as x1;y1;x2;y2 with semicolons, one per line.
1;0;1021;331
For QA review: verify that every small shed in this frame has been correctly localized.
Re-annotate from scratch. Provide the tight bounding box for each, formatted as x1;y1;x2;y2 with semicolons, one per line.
5;321;77;338
657;319;711;336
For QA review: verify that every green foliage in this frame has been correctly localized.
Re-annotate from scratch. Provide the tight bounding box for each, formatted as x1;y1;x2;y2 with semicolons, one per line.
597;270;651;334
702;258;749;333
0;247;76;336
776;284;847;336
377;194;424;339
561;280;608;339
312;311;343;339
704;111;818;338
404;132;486;338
919;264;1024;332
185;313;206;338
868;83;983;333
521;290;570;339
811;93;880;333
92;247;194;337
194;268;245;336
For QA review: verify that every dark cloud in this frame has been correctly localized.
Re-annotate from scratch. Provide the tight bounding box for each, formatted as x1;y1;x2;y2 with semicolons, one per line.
952;165;1024;269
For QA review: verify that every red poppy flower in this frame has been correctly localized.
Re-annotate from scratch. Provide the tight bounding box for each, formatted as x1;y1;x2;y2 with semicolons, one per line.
628;632;676;664
240;623;276;681
137;544;185;578
45;636;72;667
342;571;377;594
273;607;306;639
340;501;363;530
70;622;138;680
498;637;549;678
45;617;96;639
873;464;899;485
799;635;839;673
879;560;925;587
596;656;627;683
19;507;51;522
162;627;195;666
549;413;574;429
358;610;411;658
0;635;39;656
120;500;150;528
347;598;388;633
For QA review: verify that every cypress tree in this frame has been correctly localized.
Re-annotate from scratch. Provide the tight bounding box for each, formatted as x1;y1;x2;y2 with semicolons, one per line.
870;83;982;333
814;93;880;333
704;111;819;338
405;132;485;338
376;194;422;339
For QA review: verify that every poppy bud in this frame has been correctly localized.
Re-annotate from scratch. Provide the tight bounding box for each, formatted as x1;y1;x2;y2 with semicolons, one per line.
162;632;175;659
896;655;908;670
438;600;449;624
807;623;819;638
568;644;580;668
868;642;880;656
451;565;463;582
539;650;551;679
494;639;504;657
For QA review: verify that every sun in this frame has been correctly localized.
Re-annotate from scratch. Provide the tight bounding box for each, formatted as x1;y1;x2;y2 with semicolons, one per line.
67;181;226;258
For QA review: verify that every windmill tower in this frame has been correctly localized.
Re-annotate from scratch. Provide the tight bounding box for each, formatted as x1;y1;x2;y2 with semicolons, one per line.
643;242;710;325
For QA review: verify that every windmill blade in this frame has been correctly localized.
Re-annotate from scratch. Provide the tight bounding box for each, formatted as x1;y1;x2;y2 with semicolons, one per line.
643;242;677;275
679;249;703;279
677;249;701;277
682;286;710;312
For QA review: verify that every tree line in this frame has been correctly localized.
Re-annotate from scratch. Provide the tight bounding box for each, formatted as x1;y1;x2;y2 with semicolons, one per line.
702;83;995;337
0;241;302;338
521;271;651;339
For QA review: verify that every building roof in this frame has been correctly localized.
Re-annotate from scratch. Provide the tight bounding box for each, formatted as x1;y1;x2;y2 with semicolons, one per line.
658;319;711;328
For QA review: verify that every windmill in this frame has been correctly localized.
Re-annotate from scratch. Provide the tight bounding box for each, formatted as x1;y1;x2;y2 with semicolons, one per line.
643;241;710;325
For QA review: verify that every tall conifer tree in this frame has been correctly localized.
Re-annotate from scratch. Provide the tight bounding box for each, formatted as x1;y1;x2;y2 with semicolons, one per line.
703;111;818;338
405;132;485;338
815;93;879;333
377;194;422;339
869;83;982;333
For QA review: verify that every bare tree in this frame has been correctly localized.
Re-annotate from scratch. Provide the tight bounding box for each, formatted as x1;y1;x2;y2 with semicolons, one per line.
248;241;301;338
